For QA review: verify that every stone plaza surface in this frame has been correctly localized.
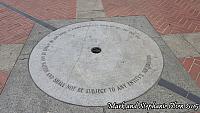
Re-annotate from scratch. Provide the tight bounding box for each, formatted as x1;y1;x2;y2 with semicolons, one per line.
0;0;200;113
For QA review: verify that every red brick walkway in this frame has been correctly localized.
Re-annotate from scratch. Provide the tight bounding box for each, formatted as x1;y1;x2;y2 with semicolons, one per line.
102;0;200;34
0;8;33;44
0;0;76;20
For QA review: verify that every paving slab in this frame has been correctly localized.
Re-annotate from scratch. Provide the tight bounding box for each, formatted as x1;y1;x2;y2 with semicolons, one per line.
162;34;200;58
77;0;104;12
0;44;23;71
183;32;200;54
76;0;106;18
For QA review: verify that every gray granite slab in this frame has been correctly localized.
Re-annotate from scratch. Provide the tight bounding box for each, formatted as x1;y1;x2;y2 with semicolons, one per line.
76;0;106;18
0;44;23;72
183;32;200;54
162;34;200;57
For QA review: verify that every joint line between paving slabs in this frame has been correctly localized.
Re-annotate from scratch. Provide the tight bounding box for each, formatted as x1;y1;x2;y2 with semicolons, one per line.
0;20;35;95
0;2;58;31
158;78;200;104
182;36;200;55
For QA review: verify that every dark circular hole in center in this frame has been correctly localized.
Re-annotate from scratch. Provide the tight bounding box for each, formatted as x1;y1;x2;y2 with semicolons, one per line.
91;47;101;54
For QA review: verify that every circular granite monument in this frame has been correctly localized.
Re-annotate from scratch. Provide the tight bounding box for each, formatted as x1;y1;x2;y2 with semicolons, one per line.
29;21;163;106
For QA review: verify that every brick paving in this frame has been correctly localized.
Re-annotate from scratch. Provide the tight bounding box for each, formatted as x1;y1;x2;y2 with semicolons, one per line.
102;0;200;34
0;8;33;44
0;0;76;20
180;57;200;87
